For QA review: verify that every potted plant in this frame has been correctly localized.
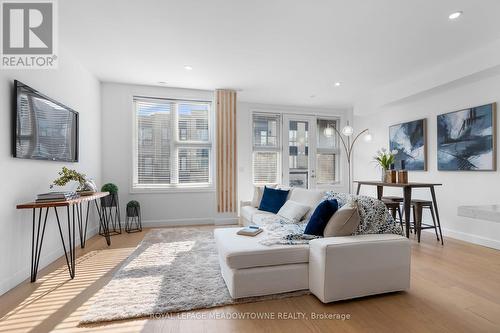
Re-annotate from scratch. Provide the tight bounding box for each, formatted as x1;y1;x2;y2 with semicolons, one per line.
101;183;119;207
125;200;142;233
127;200;141;217
126;200;140;216
51;166;97;194
373;148;398;182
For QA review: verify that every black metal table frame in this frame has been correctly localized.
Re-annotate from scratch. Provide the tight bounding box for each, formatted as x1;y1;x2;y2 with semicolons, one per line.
356;182;443;243
29;199;111;283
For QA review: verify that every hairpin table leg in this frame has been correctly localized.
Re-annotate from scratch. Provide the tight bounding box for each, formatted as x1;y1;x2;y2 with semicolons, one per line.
30;207;49;282
53;206;76;280
95;200;111;246
76;202;91;249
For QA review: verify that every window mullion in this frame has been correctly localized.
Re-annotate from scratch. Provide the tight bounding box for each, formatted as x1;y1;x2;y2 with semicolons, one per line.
171;102;179;185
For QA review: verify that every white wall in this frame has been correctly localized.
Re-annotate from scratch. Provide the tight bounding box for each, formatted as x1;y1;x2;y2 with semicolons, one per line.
354;71;500;250
101;85;352;225
237;102;353;203
0;47;101;295
101;83;237;227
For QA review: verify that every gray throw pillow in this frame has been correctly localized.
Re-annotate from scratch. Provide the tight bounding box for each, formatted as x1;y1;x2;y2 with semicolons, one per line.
323;200;360;237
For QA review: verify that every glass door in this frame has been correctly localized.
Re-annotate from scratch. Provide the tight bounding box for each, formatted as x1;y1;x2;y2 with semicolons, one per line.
282;115;316;189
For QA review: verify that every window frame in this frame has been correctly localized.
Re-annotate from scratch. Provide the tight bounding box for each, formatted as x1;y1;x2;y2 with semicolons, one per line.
250;110;343;187
131;96;215;193
252;112;282;185
315;117;341;186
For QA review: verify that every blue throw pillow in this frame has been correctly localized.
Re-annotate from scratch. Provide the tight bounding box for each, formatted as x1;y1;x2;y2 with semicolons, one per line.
304;199;339;236
258;186;290;214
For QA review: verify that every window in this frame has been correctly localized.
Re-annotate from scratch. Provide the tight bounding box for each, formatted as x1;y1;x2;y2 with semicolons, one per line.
251;113;340;186
133;97;212;189
252;113;280;184
316;118;338;184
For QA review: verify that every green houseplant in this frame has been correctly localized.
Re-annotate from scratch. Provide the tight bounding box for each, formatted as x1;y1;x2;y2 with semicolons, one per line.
373;148;398;182
101;183;119;207
101;183;118;194
126;200;140;216
50;167;97;193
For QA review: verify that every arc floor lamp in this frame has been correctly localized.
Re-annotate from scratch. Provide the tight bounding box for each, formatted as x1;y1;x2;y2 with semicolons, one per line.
324;121;372;193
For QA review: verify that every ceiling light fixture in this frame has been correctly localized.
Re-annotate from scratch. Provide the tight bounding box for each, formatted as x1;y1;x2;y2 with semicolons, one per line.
334;82;342;87
184;65;193;71
448;11;462;20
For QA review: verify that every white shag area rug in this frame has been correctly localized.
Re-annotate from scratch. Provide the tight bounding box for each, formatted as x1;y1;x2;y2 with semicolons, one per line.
80;227;309;324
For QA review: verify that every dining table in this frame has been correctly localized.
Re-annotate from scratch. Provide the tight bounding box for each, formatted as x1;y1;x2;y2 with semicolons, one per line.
354;181;442;238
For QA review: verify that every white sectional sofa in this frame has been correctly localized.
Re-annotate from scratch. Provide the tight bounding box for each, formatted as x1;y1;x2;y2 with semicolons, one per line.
215;188;411;302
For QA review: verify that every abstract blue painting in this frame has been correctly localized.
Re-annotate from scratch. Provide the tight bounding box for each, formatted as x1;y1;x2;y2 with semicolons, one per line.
437;103;496;171
389;119;426;170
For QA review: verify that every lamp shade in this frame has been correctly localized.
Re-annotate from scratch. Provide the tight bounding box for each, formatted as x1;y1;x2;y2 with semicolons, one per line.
341;125;354;136
323;127;334;138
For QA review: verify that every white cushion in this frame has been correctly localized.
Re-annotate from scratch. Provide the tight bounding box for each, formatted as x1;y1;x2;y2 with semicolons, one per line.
308;234;411;303
240;206;276;226
289;188;326;219
240;206;259;222
219;259;309;298
277;200;310;223
252;212;277;225
214;228;309;269
251;184;276;207
323;200;360;237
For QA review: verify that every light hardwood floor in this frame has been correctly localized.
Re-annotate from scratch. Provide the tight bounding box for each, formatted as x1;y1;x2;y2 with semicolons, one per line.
0;227;499;333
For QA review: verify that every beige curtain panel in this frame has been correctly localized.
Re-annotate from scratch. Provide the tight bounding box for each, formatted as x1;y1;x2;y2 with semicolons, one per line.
216;89;237;213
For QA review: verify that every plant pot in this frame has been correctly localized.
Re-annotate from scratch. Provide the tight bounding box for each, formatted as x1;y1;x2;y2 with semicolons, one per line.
101;193;118;207
126;206;140;217
386;170;397;183
381;169;388;182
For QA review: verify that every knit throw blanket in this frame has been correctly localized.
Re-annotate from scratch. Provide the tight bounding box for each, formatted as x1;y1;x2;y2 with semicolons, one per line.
259;192;403;246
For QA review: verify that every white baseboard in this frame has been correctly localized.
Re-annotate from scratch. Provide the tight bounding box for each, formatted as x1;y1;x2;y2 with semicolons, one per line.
142;217;238;228
423;227;500;250
214;217;239;225
0;225;99;296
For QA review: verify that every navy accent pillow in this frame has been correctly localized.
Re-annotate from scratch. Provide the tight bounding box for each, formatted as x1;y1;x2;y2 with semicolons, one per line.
258;186;290;214
304;199;339;236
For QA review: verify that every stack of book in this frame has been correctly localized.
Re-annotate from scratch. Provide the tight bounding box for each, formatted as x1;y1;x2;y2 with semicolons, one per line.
36;191;80;202
237;225;263;236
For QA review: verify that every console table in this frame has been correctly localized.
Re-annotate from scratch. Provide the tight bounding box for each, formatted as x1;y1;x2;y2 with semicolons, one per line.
355;181;442;239
17;192;111;282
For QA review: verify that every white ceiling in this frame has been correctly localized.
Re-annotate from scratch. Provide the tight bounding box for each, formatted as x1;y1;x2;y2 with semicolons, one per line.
60;0;500;109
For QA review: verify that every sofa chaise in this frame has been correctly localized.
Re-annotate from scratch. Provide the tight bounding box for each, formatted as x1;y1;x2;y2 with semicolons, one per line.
214;188;411;303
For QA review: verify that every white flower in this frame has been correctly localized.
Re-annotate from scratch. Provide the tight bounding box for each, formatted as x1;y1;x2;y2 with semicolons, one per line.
381;147;387;153
391;149;398;155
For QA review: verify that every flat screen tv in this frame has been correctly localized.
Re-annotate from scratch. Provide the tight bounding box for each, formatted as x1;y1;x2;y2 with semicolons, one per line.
13;80;79;162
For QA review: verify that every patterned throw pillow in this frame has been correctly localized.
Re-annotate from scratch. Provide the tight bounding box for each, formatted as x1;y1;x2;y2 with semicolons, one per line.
323;192;403;236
